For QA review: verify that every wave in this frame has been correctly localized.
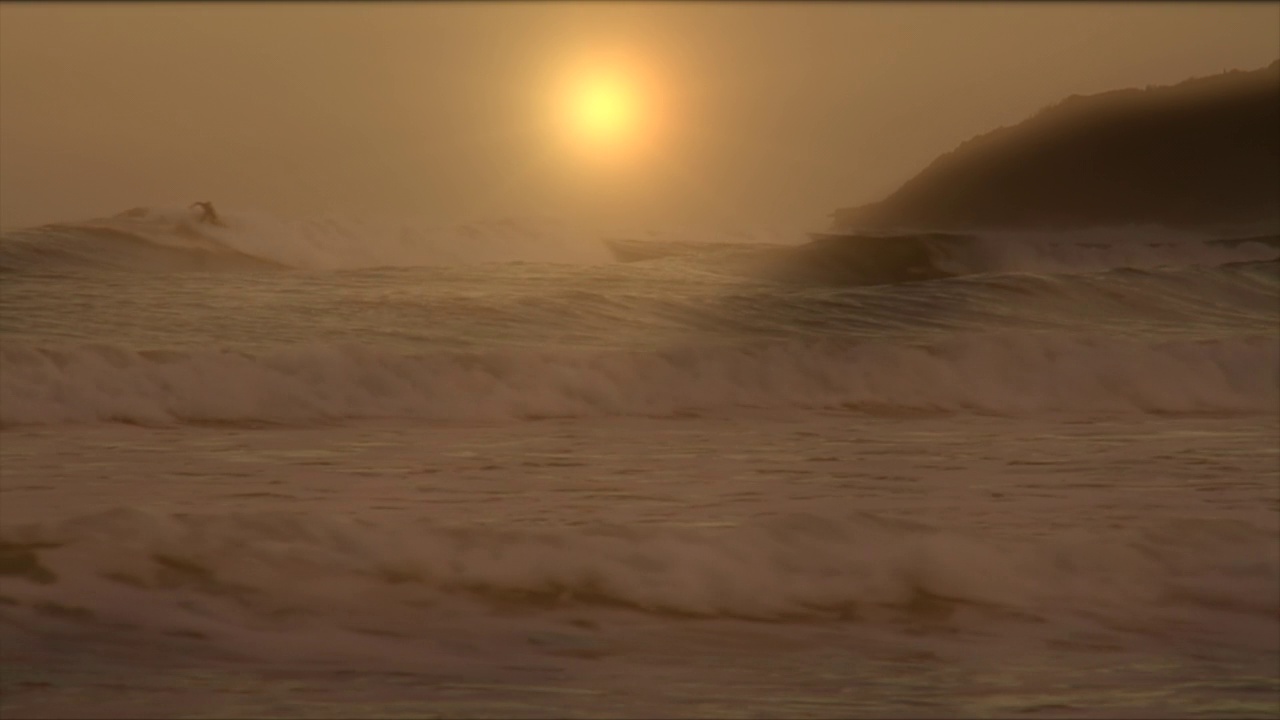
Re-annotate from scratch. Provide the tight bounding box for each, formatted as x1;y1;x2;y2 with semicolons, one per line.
6;207;1276;282
618;226;1280;286
576;259;1280;340
0;217;285;274
2;509;1274;649
0;207;614;273
2;333;1274;427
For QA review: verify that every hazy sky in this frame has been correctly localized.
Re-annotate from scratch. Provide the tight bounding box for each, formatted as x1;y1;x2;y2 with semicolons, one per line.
1;2;1277;231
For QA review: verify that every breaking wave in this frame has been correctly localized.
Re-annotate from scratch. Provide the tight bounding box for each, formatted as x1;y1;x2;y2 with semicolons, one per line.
2;333;1274;427
1;508;1274;647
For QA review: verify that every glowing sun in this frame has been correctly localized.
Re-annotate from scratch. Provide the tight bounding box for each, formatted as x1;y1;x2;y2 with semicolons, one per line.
553;60;660;165
569;75;637;144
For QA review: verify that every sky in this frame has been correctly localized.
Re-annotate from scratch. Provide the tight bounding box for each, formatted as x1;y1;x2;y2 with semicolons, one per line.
1;2;1277;231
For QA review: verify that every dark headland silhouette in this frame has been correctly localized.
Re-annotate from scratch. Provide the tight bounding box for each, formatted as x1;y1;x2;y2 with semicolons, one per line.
832;60;1280;232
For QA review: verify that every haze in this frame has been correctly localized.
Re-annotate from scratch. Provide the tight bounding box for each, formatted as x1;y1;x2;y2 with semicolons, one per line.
1;2;1277;231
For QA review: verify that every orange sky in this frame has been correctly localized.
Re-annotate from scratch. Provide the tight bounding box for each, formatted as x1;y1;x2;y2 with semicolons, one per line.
1;2;1277;230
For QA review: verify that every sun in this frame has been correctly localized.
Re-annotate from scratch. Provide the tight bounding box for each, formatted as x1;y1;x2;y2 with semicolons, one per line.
569;75;636;145
553;60;658;166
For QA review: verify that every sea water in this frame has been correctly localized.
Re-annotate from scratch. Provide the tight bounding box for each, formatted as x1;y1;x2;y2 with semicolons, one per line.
1;209;1277;718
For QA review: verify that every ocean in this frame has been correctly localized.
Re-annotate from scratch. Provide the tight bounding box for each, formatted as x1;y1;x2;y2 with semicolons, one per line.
1;207;1277;718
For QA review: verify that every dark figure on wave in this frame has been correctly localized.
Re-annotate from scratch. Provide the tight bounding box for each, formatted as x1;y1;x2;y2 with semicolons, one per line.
188;201;224;227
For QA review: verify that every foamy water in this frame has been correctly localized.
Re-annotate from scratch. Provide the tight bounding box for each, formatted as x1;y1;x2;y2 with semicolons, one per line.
1;209;1277;718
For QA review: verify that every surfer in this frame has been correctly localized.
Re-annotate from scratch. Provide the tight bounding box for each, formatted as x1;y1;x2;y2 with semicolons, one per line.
188;201;223;226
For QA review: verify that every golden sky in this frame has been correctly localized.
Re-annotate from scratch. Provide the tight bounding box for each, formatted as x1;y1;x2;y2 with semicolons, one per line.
1;2;1277;230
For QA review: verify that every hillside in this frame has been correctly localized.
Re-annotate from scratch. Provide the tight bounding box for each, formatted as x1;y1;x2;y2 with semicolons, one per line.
832;61;1280;232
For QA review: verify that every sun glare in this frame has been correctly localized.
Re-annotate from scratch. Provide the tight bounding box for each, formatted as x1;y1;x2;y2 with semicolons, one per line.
571;76;635;143
553;59;659;166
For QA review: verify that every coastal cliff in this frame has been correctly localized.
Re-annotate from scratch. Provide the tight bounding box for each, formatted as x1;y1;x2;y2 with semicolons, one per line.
833;61;1280;231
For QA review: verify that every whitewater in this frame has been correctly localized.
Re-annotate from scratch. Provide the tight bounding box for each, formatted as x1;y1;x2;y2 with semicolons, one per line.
1;206;1277;719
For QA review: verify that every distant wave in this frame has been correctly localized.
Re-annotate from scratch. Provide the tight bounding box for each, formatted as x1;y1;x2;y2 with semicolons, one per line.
611;227;1280;286
0;206;614;273
0;217;285;273
2;333;1274;427
6;207;1276;282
